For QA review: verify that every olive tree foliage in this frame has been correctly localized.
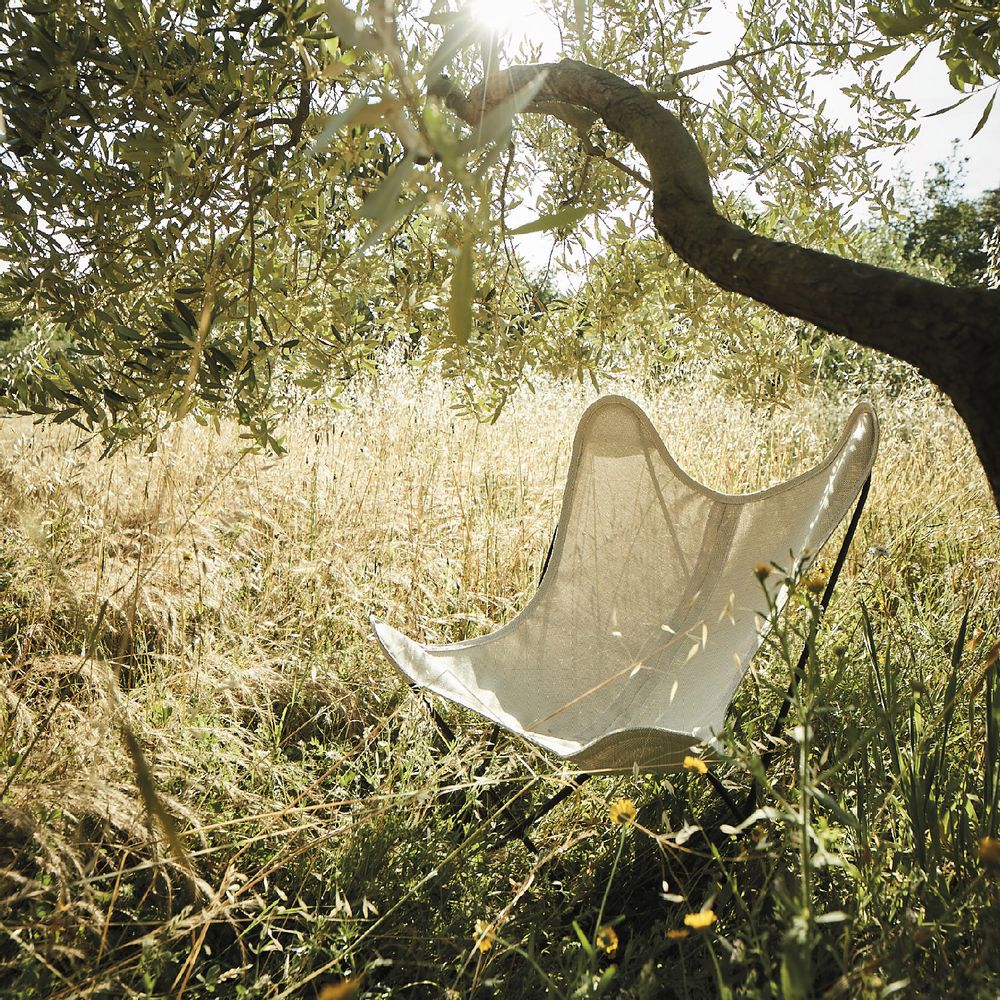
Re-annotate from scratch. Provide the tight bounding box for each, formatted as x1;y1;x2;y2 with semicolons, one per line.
1;0;407;448
0;0;996;450
869;0;1000;100
1;0;611;444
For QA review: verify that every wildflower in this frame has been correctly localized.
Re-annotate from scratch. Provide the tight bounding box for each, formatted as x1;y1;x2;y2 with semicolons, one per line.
609;798;637;826
683;910;717;931
596;925;619;956
979;836;1000;872
683;755;708;775
318;978;364;1000
803;570;828;595
754;563;772;583
472;918;494;953
666;928;690;940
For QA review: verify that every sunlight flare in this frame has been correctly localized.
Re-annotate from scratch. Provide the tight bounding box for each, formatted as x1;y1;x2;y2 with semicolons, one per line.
467;0;550;45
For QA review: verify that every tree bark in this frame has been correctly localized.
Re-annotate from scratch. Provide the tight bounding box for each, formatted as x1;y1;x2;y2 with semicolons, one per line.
438;60;1000;512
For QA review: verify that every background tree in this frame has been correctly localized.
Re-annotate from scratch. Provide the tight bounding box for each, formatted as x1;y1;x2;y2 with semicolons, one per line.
897;162;1000;287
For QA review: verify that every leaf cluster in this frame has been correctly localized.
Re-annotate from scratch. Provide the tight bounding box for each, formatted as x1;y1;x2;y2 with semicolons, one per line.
0;0;994;443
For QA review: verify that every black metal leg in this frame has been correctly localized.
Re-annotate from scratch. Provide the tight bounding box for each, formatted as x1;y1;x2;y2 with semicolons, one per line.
538;525;558;583
469;724;503;818
705;770;744;824
415;686;456;747
507;773;592;849
483;723;500;757
741;474;872;820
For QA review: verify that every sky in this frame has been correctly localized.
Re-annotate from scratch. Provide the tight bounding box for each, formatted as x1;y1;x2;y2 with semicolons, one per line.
873;46;999;196
471;0;999;196
684;5;1000;197
465;0;998;273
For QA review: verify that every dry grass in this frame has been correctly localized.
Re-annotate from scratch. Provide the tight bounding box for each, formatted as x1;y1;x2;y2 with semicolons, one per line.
0;363;997;997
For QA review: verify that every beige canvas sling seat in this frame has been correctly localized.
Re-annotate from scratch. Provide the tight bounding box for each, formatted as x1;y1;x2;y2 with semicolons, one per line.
371;395;879;775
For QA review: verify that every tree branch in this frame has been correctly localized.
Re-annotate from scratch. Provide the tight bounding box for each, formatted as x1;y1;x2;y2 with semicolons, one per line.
668;37;855;84
437;59;1000;508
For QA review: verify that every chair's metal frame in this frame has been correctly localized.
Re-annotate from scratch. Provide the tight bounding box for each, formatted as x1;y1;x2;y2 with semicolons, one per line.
419;474;872;851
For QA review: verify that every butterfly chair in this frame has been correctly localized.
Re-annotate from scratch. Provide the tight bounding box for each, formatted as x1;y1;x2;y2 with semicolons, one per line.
372;396;878;847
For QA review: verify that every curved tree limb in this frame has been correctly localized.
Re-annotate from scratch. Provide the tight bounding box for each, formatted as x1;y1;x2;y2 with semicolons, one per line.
435;59;1000;512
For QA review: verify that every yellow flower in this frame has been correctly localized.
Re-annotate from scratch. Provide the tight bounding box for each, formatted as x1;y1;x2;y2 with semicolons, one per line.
318;978;364;1000
472;919;494;953
979;836;1000;871
683;755;708;775
754;563;773;582
803;570;828;595
609;798;637;826
596;925;618;955
683;910;717;931
666;928;690;940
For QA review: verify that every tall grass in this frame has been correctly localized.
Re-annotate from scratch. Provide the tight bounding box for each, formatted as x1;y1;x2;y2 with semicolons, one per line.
0;363;997;997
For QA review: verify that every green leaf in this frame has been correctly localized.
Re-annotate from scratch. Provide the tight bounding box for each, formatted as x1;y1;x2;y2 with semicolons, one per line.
872;10;937;37
924;92;975;117
856;42;901;63
508;204;593;235
359;154;415;220
425;20;477;81
811;788;861;831
948;57;981;89
355;191;427;256
325;0;372;49
161;309;194;342
310;96;373;155
596;965;617;992
571;920;594;956
894;46;923;82
970;91;995;139
780;926;811;1000
448;236;474;345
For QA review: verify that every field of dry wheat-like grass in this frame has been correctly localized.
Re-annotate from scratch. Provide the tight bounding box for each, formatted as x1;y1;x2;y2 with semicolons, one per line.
1;366;997;998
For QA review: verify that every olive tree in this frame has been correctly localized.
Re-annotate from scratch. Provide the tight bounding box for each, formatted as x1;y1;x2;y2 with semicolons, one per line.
2;0;999;504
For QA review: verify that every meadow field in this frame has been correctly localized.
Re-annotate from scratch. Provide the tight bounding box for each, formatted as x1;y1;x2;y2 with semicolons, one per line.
0;364;997;998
